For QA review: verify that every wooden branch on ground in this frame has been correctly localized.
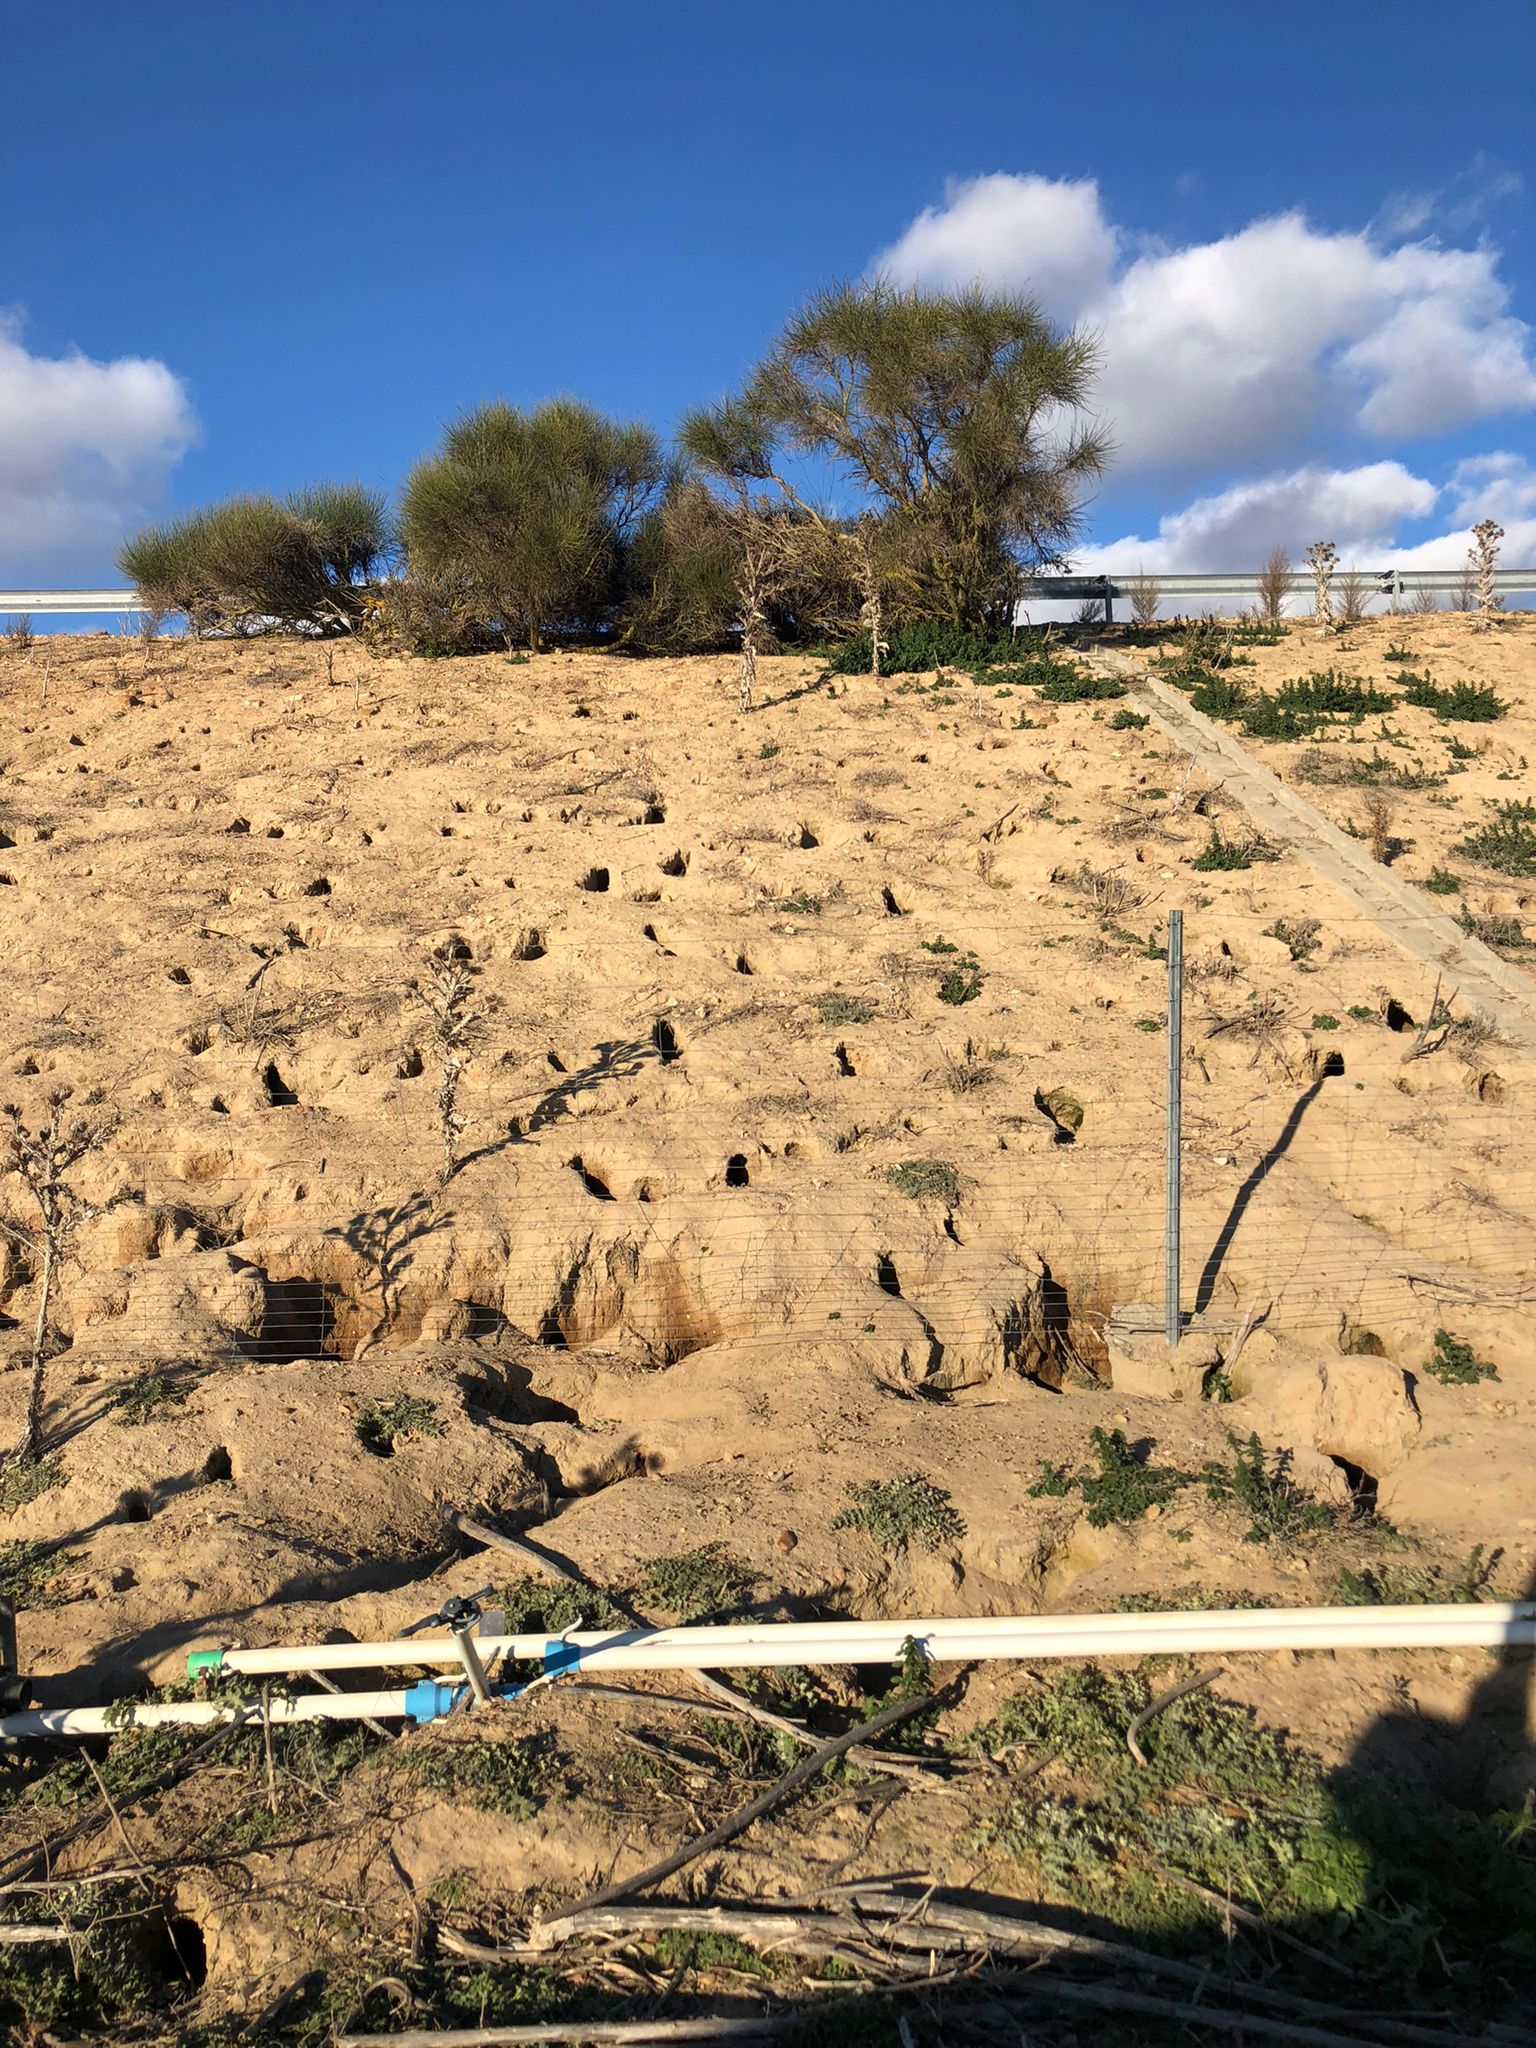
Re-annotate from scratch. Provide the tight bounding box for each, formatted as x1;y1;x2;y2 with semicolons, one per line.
539;1694;933;1927
337;2018;789;2046
453;1894;1489;2048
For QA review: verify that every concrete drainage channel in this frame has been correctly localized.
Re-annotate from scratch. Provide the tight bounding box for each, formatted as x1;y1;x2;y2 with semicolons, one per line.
1088;649;1536;1058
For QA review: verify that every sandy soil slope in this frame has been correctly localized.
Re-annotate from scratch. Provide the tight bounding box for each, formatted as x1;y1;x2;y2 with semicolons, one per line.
0;620;1532;2025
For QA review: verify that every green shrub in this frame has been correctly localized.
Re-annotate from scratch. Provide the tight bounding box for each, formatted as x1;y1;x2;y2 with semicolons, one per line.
1424;1329;1498;1386
833;1474;964;1552
884;1159;965;1203
111;1374;189;1427
1028;1428;1194;1526
1202;1432;1333;1543
1110;706;1149;729
1424;866;1461;894
936;950;983;1004
121;483;389;632
816;991;875;1025
1400;674;1507;721
1189;673;1249;718
356;1394;443;1454
1457;799;1536;876
641;1542;758;1620
1036;668;1126;702
401;400;665;652
1312;1013;1339;1030
0;1455;63;1515
1192;829;1253;871
825;621;1040;677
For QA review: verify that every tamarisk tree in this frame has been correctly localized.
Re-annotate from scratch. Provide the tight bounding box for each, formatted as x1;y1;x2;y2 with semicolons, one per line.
0;1090;122;1465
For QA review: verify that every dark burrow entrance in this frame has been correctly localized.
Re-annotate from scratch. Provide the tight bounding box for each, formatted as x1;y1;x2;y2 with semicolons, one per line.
724;1153;750;1187
250;1276;336;1361
876;1253;902;1297
262;1062;299;1108
569;1155;615;1200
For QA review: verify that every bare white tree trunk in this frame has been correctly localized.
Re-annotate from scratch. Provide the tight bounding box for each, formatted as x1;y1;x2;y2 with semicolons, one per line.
1470;518;1504;632
18;1242;55;1465
1305;540;1337;636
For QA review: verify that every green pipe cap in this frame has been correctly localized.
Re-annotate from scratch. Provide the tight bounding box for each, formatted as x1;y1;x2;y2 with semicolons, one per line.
186;1649;226;1676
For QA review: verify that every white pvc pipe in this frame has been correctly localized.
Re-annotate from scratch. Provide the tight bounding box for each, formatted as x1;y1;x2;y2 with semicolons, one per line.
187;1603;1536;1680
5;1605;1531;1742
1;1688;429;1740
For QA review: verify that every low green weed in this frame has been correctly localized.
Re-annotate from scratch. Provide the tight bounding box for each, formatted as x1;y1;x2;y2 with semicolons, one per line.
112;1373;189;1426
1036;669;1127;702
642;1542;759;1620
1424;866;1461;894
356;1393;443;1455
1111;706;1149;729
833;1475;964;1552
1192;829;1255;871
0;1455;63;1515
1424;1328;1498;1386
1028;1427;1194;1526
402;1732;553;1817
1202;1432;1333;1543
884;1158;965;1203
0;1538;70;1608
816;991;876;1025
1400;674;1507;721
1334;1544;1497;1605
1457;799;1536;876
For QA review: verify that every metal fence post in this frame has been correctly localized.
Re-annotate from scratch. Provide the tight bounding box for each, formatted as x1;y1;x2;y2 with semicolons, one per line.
1102;574;1115;625
1165;910;1183;1349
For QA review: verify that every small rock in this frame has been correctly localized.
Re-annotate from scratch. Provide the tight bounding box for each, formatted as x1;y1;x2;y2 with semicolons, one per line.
776;1529;797;1553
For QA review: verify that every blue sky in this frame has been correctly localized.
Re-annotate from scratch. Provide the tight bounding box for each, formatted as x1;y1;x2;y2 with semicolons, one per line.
5;0;1536;588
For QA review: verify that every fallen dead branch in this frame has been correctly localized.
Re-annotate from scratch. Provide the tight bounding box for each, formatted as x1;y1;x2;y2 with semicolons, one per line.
543;1692;934;1923
442;1892;1489;2048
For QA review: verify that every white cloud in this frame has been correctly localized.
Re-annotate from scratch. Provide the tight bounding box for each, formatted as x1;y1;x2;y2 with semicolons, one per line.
873;176;1536;473
1076;461;1439;573
872;173;1118;319
1443;450;1536;526
0;314;197;576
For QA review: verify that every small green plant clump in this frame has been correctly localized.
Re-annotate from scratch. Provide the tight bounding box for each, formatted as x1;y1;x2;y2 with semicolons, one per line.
356;1393;444;1454
833;1474;965;1552
403;1732;553;1817
825;621;1046;678
1424;1328;1499;1386
884;1158;965;1203
1110;706;1150;729
0;1455;64;1515
1028;1427;1194;1527
0;1537;70;1609
1335;1544;1497;1606
1423;866;1461;894
1457;799;1536;877
1035;668;1126;702
935;948;983;1004
1312;1013;1340;1030
642;1541;759;1620
111;1373;190;1427
1399;673;1507;721
1192;829;1254;871
497;1571;630;1636
816;991;876;1025
1202;1432;1333;1543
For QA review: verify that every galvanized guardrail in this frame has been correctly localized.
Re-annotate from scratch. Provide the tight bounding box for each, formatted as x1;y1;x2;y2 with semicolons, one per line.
2;569;1534;623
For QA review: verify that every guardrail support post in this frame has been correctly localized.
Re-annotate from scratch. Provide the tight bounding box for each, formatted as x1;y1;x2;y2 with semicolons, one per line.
1102;574;1115;625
